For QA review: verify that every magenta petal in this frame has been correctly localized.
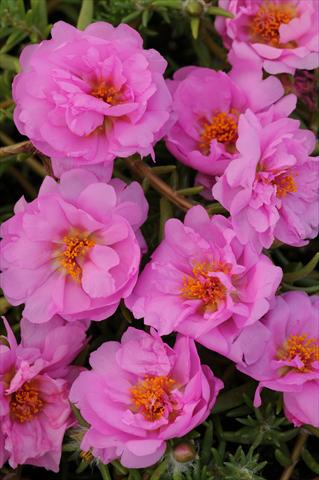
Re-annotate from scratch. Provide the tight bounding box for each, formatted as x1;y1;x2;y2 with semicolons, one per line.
77;184;117;222
82;261;115;298
62;277;91;314
89;245;120;270
120;442;166;468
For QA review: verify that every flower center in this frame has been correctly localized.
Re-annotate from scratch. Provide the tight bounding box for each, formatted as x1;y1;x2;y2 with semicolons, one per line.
274;172;297;198
181;261;228;311
131;375;176;422
250;2;296;47
199;112;238;155
60;235;95;281
10;381;44;423
91;82;122;105
278;334;319;373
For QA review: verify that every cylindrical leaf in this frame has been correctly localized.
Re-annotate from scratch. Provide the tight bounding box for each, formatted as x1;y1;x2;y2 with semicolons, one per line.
77;0;94;30
283;252;319;282
207;6;234;18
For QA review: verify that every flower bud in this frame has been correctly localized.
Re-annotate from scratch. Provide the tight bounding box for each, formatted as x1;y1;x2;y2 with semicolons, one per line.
184;0;204;16
172;441;197;463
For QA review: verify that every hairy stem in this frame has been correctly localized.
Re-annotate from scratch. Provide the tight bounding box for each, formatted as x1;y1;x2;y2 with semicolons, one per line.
0;98;14;109
0;133;46;176
125;156;194;211
0;142;194;211
0;140;34;158
279;431;308;480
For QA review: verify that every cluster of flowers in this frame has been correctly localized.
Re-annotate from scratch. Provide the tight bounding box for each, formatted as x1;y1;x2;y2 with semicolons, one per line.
0;0;318;472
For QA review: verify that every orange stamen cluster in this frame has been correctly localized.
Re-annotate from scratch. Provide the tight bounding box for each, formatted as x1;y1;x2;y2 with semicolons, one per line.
250;2;296;47
60;235;95;281
181;261;228;311
10;381;44;423
131;375;176;422
91;82;122;105
80;450;94;463
199;112;238;155
279;334;319;373
274;172;297;198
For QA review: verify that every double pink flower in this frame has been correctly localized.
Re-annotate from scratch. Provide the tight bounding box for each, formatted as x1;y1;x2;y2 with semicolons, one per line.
13;21;172;178
234;292;319;428
213;109;318;249
216;0;319;74
70;328;223;468
0;316;87;471
0;169;148;324
165;43;290;178
126;206;282;358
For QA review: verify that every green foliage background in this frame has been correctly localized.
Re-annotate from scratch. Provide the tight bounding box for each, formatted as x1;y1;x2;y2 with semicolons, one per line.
0;1;318;479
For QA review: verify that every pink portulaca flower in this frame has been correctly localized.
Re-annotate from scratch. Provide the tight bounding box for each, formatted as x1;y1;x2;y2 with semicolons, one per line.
165;43;291;176
0;169;148;324
126;206;282;359
70;327;223;468
0;316;87;471
234;292;319;427
215;0;319;74
213;109;319;250
13;21;172;177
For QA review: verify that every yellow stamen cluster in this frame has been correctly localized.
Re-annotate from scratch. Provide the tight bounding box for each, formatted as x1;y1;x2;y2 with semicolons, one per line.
199;112;238;155
91;83;121;105
279;334;319;373
181;261;228;311
274;173;297;198
60;235;95;281
250;2;296;47
131;375;176;422
10;381;44;423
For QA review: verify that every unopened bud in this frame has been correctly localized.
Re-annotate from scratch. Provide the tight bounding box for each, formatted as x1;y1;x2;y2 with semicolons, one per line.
173;441;197;463
184;0;204;16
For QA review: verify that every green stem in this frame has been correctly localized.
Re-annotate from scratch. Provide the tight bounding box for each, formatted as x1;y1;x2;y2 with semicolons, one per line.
151;0;182;8
304;424;319;438
176;186;204;196
98;462;112;480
